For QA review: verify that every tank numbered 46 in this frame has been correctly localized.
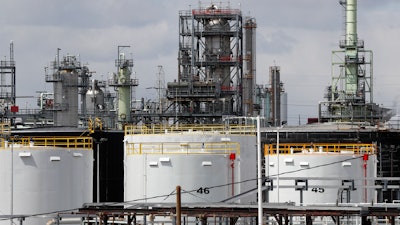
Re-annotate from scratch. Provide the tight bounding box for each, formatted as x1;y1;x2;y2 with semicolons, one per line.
197;187;210;194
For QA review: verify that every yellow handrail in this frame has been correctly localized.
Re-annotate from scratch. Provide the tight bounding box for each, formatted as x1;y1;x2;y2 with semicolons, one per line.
0;122;11;136
0;136;93;149
264;143;376;155
126;141;240;155
125;124;256;135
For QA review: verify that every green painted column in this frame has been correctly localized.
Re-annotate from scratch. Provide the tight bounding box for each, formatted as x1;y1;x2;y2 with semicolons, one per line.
118;53;131;129
345;0;358;96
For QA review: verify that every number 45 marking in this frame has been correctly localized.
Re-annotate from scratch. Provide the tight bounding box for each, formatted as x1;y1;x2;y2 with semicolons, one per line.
311;187;325;193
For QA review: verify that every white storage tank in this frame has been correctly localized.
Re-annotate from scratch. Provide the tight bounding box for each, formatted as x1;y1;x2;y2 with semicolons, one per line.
0;136;93;225
264;143;377;205
124;125;257;204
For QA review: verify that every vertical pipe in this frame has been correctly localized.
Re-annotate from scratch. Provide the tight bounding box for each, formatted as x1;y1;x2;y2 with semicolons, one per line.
364;160;367;203
190;11;195;86
231;160;234;196
10;139;13;225
10;41;14;62
257;116;262;225
347;190;350;203
57;48;61;68
10;41;15;106
270;67;281;126
97;142;100;203
277;128;280;203
300;190;303;206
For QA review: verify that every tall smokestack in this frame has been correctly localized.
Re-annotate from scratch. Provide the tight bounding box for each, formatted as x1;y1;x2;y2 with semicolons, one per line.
345;0;357;46
340;0;360;97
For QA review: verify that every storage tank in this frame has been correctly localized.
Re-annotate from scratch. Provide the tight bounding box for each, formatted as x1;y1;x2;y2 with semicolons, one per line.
124;124;256;203
0;136;93;225
264;142;377;205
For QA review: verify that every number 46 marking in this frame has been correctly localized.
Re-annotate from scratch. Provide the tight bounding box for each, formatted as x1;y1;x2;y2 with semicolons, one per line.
197;187;210;194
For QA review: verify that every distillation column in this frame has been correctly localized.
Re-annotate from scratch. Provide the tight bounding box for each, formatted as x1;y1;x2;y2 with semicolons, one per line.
270;66;281;127
46;54;81;127
243;17;257;116
319;0;381;123
117;53;131;124
109;46;137;129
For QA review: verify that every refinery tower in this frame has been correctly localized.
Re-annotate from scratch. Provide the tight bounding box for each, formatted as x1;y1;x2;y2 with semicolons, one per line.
318;0;389;123
167;3;257;124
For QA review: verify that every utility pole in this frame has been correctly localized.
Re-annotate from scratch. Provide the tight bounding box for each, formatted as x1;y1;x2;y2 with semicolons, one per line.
176;186;181;225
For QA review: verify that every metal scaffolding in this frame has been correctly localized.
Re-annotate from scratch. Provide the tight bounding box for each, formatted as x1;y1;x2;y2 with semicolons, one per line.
0;42;16;116
168;3;244;124
319;0;386;124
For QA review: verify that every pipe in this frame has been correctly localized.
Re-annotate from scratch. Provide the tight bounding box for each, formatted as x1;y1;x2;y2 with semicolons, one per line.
256;116;262;225
231;159;234;196
363;155;368;203
97;141;100;203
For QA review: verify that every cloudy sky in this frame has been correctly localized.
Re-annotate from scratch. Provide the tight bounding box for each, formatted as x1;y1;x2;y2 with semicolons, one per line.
0;0;399;125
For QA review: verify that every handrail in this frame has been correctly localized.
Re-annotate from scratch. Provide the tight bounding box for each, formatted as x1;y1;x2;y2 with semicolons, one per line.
0;136;93;149
126;141;240;155
0;122;11;135
192;9;241;15
125;124;256;136
264;143;376;155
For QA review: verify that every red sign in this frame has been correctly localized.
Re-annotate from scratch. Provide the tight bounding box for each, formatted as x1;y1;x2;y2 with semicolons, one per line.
10;105;19;113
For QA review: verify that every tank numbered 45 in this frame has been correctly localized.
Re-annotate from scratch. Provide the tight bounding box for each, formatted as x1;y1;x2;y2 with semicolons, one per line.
311;187;325;193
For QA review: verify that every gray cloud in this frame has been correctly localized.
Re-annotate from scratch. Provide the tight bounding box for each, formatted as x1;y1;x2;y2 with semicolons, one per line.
0;0;397;124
